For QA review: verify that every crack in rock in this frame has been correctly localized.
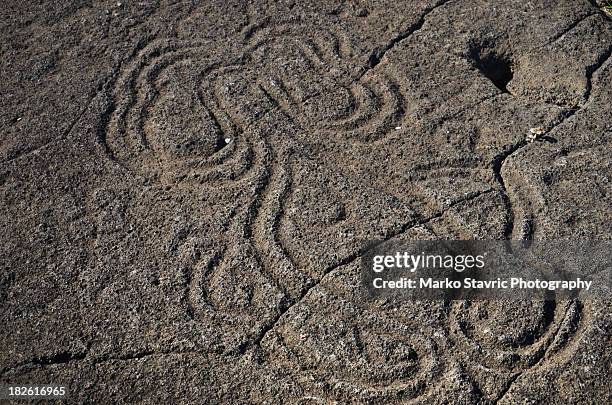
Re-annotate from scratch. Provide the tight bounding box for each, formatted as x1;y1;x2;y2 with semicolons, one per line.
494;46;611;239
250;188;495;348
358;0;454;78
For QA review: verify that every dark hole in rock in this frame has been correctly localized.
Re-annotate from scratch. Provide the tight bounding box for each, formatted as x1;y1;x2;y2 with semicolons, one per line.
470;48;514;93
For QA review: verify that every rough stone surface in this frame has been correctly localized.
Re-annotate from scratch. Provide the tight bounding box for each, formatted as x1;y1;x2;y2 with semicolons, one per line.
1;0;610;403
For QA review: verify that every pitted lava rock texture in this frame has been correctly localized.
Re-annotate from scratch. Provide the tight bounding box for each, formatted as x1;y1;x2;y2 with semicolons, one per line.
1;0;610;403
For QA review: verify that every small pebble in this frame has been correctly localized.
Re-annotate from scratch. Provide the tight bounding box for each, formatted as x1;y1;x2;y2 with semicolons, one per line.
224;138;231;144
527;127;545;143
355;7;368;17
395;126;402;130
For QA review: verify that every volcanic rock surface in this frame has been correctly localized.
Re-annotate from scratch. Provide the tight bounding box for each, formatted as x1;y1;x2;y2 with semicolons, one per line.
1;0;611;403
